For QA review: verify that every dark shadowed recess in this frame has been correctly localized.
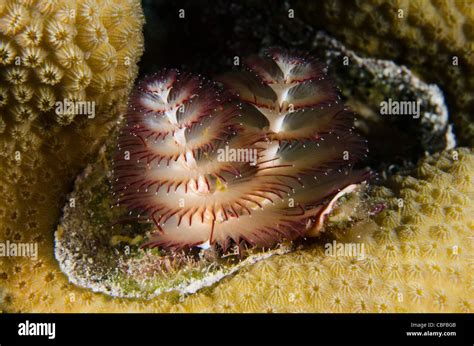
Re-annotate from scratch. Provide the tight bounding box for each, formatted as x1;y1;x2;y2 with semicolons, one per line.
140;0;296;76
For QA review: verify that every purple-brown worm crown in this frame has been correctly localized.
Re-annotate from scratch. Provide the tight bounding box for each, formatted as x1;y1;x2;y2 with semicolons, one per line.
113;48;369;251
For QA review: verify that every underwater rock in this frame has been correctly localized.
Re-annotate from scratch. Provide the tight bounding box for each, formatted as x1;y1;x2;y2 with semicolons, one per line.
312;31;455;162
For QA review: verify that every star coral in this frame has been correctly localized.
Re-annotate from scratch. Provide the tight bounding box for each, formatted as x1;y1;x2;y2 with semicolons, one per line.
1;146;472;312
113;49;369;250
0;1;472;312
0;0;144;310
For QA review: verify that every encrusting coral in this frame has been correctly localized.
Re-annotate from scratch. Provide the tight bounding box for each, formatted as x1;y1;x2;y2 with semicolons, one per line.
0;0;144;311
295;0;474;146
161;147;474;313
1;147;472;312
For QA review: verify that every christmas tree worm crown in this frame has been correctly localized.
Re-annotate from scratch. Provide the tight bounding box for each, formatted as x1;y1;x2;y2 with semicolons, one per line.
113;49;369;251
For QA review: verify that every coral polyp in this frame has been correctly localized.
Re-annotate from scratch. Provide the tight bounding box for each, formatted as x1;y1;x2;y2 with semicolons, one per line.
114;49;369;251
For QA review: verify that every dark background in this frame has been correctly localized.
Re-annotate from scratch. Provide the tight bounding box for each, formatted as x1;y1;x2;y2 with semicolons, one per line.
140;0;307;76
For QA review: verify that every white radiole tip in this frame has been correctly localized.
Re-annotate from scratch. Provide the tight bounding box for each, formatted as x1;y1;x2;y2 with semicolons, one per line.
197;240;211;250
